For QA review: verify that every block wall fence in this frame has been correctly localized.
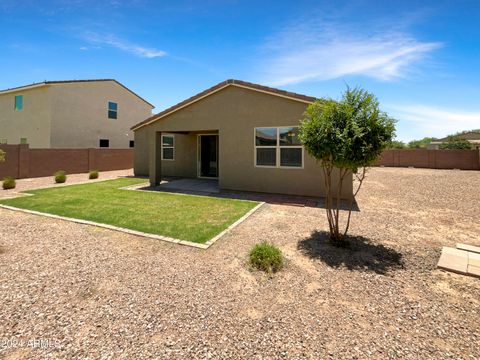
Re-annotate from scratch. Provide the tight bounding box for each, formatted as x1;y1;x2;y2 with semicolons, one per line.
1;146;478;179
375;149;480;170
0;144;133;179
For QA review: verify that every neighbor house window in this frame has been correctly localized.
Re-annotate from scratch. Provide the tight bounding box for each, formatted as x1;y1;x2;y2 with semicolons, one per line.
161;134;174;160
20;138;27;144
129;140;134;148
99;139;109;148
0;139;7;144
108;102;118;119
14;95;23;111
255;126;303;168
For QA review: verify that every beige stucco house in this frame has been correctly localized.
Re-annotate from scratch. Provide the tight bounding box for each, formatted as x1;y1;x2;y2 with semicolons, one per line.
132;79;352;198
427;131;480;150
0;79;154;148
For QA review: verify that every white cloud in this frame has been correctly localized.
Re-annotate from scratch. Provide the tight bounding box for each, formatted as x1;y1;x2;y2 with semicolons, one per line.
259;21;442;86
386;104;480;139
83;32;166;58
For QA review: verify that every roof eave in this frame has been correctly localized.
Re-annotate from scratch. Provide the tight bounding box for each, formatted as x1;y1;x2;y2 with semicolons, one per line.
0;82;50;95
131;80;316;131
0;79;155;108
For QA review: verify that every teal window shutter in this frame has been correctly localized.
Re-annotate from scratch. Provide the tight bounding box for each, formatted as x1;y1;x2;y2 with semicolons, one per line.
14;95;23;111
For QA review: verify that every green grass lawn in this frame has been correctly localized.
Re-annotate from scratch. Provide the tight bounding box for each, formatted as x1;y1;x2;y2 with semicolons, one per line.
0;178;259;243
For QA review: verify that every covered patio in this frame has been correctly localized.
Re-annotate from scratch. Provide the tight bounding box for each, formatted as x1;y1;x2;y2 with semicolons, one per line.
157;178;219;194
148;130;219;187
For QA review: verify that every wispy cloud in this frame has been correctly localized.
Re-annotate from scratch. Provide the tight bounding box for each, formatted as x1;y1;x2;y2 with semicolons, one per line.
386;104;480;139
82;32;166;58
259;19;442;86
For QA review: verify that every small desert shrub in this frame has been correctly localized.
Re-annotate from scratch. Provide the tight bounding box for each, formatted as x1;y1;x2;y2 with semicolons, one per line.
54;170;67;184
89;170;99;179
249;242;284;273
2;176;16;190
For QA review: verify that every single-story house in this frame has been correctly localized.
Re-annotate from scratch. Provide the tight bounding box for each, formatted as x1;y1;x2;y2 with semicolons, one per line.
131;79;352;198
427;131;480;150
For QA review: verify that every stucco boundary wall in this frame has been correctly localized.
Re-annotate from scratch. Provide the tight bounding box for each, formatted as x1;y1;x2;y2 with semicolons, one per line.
375;149;480;170
0;144;133;179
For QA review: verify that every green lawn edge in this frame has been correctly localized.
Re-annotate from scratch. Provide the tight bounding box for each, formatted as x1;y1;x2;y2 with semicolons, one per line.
0;178;259;244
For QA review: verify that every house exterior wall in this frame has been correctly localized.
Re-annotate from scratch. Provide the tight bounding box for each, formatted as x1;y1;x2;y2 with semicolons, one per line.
134;85;352;198
49;81;153;149
134;130;205;178
160;133;197;178
0;86;52;148
134;127;149;175
0;80;153;149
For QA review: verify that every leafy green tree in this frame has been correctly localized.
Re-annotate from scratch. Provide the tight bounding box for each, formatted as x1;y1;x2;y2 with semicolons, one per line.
408;137;437;149
299;87;395;245
452;129;480;136
0;149;5;162
389;140;406;149
439;136;472;150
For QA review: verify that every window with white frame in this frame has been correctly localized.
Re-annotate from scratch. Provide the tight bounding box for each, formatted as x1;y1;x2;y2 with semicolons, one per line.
161;134;174;160
255;126;303;168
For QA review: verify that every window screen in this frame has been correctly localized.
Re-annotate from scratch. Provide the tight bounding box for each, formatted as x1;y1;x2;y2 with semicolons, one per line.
254;126;303;167
161;135;174;160
108;102;118;119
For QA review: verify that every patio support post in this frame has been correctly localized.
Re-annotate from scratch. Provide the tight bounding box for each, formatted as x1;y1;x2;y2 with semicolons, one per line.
149;131;162;186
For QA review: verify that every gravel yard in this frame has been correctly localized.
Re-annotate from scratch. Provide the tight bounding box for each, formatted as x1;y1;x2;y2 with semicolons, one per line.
0;169;134;199
1;167;479;359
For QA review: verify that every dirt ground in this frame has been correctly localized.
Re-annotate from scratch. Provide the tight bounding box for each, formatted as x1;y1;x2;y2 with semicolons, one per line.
0;167;479;359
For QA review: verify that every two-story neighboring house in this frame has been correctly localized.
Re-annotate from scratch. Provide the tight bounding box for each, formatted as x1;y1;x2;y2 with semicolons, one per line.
0;79;154;148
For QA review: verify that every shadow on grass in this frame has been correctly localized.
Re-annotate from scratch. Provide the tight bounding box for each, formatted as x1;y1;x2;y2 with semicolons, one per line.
297;230;403;275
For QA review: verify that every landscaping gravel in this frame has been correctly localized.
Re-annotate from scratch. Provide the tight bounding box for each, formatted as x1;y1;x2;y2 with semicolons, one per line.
0;169;134;199
0;167;479;359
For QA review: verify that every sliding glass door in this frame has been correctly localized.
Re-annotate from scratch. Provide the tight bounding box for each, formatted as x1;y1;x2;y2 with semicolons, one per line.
198;135;219;178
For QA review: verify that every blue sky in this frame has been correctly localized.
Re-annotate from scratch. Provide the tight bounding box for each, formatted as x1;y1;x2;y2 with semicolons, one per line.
1;0;479;141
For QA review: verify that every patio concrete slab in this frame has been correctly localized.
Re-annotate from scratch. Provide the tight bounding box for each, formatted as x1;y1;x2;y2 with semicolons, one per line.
157;178;219;193
457;243;480;254
133;178;325;208
437;247;468;274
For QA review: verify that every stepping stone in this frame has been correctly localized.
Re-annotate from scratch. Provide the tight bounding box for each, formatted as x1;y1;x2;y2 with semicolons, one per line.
437;247;468;275
468;252;480;268
457;243;480;254
468;265;480;278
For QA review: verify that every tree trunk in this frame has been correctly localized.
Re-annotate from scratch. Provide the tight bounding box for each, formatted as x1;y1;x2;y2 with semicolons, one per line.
322;166;353;247
322;165;366;247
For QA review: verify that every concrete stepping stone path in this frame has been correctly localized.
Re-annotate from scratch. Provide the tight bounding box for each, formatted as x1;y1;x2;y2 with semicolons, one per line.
437;244;480;278
457;243;480;254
